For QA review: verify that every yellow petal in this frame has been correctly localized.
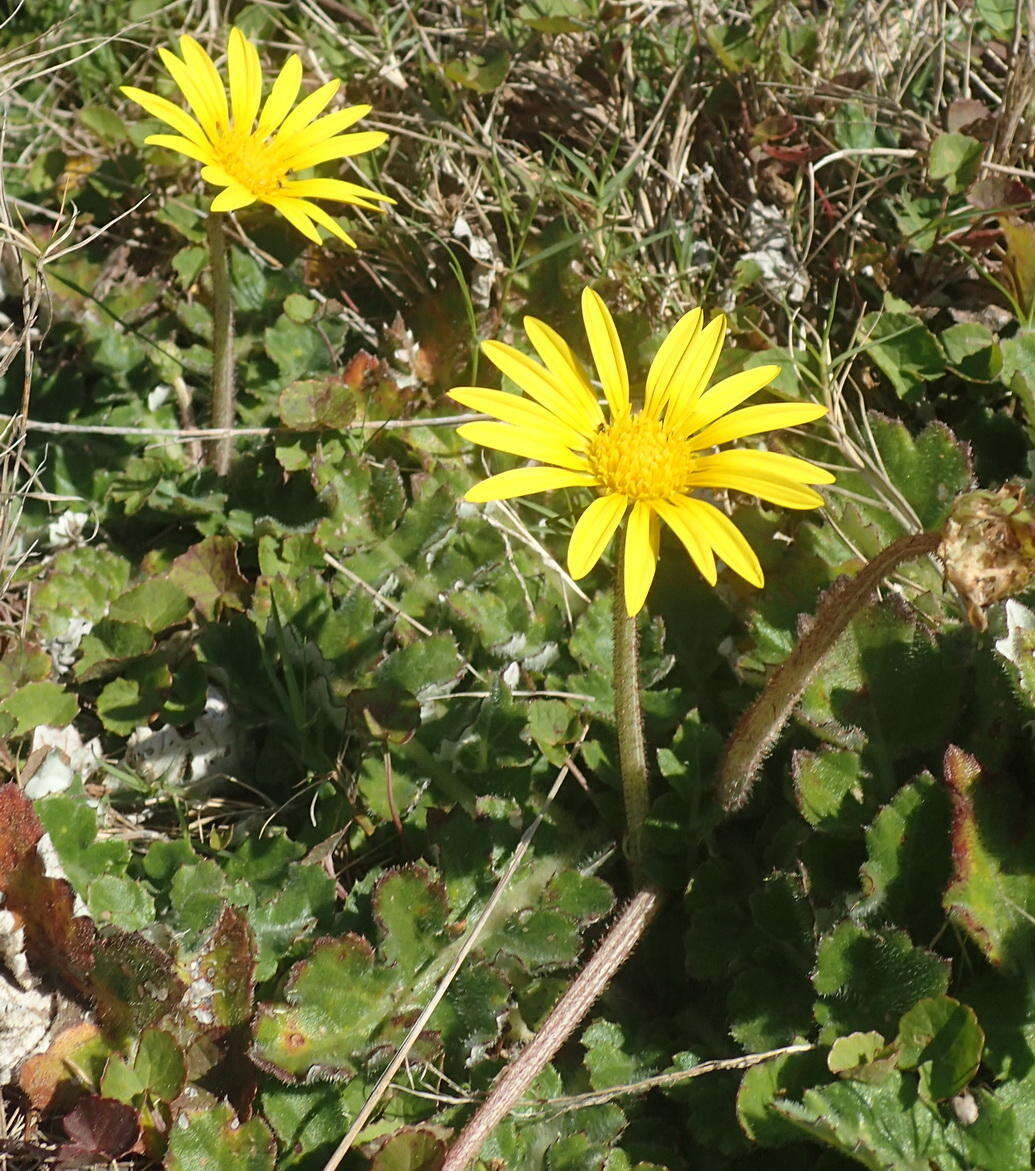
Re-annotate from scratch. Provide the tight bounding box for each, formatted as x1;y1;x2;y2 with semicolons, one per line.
679;365;781;436
278;178;393;208
227;27;262;132
122;86;210;147
482;340;598;437
283;131;388;171
688;402;827;450
448;387;589;449
686;471;825;509
272;79;341;145
264;195;321;243
693;449;836;485
567;494;627;579
456;422;589;472
210;185;255;213
523;315;604;427
179;35;230;126
662;314;727;434
143;134;216;165
653;498;717;585
276;105;372;156
623;500;657;615
643;306;702;417
581;287;629;416
465;466;598;503
674;498;762;586
302;201;357;246
156;49;217;139
257;53;303;136
200;164;235;186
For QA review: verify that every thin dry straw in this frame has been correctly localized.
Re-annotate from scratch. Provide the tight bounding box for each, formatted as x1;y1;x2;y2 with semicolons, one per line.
6;412;485;441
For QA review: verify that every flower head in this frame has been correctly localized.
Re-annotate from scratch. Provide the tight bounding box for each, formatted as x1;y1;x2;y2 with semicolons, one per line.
121;29;393;246
450;288;834;615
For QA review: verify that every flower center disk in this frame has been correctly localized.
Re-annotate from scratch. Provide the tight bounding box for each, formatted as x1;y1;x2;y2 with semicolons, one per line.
210;126;285;198
587;413;696;501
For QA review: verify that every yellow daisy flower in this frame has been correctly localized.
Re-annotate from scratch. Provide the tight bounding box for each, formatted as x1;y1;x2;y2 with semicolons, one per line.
450;288;834;616
121;28;393;246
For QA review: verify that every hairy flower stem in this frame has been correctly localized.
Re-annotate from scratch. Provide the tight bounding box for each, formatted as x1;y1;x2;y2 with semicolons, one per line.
718;528;943;811
205;212;235;476
440;884;663;1171
613;552;650;876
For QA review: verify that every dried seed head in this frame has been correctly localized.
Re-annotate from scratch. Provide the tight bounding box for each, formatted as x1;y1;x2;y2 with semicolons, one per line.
938;483;1035;628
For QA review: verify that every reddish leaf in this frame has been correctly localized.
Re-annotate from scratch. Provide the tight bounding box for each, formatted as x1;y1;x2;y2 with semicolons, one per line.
18;1022;111;1113
59;1095;139;1164
169;536;249;621
947;98;991;133
0;784;93;990
90;928;185;1042
198;905;257;1032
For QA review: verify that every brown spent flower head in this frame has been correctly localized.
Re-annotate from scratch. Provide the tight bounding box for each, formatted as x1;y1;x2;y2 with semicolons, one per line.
939;483;1035;628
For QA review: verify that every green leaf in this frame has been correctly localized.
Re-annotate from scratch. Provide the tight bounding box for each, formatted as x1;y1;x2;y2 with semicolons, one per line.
858;304;946;401
283;293;316;324
929;133;983;193
376;633;462;700
772;1071;969;1169
799;601;964;780
278;378;356;431
133;1028;187;1102
736;1048;832;1147
516;0;589;33
940;323;1002;382
366;458;407;535
167;1102;276;1171
251;935;398;1080
108;579;190;633
170;859;249;943
230;246;267;311
868;415;972;527
442;52;509;93
0;681;77;735
857;772;952;938
264;314;320;381
87;874;155;931
95;676;149;735
793;748;870;833
36;793;129;892
100;1055;144;1103
813;923;950;1039
976;0;1016;36
368;1127;446;1171
942;746;1035;969
79;104;127;142
962;1087;1033;1171
249;863;336;982
76;619;154;681
172;245;207;288
582;1021;642;1091
374;864;449;970
896;996;984;1100
705;23;760;72
827;1032;896;1084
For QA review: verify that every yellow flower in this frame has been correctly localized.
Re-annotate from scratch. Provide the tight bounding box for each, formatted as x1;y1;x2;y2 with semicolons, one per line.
450;289;834;616
121;29;393;246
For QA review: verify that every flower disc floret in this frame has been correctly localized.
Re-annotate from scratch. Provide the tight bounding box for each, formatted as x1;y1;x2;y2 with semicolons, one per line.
586;414;696;501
